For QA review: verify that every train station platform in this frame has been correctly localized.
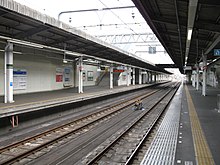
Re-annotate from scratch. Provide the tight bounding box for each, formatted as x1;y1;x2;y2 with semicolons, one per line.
0;83;161;118
141;83;220;165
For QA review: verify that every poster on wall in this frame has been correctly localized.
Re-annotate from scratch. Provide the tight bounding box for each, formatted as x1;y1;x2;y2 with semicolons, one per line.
13;69;27;90
87;71;94;81
83;71;86;81
56;68;63;82
63;67;73;87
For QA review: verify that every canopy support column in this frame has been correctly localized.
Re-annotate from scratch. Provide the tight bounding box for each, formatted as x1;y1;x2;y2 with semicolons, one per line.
126;67;130;86
196;64;199;90
110;66;113;89
78;56;83;93
202;52;207;96
4;42;14;103
139;69;142;85
132;68;135;85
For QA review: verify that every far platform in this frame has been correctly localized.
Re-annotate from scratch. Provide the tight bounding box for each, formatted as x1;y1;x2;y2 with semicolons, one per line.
0;83;164;118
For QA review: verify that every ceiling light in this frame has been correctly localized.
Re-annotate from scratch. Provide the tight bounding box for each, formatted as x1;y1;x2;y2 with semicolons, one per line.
187;29;192;40
63;59;68;63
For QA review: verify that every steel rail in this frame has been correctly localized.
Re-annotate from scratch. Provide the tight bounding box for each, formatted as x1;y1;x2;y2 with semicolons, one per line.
0;85;169;165
86;83;179;164
124;82;180;164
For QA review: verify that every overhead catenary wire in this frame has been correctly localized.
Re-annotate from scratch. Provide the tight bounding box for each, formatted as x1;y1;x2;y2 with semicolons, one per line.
97;0;155;48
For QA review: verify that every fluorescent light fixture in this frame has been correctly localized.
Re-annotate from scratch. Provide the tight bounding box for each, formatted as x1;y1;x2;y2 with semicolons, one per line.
63;59;68;63
187;29;193;40
65;51;81;56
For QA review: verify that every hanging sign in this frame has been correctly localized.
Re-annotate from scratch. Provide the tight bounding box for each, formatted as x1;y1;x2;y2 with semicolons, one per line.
113;69;124;72
214;49;220;56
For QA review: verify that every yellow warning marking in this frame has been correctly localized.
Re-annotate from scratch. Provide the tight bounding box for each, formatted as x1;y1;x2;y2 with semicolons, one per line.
185;85;215;165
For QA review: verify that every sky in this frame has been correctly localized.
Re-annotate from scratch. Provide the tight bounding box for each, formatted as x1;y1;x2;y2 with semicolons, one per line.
13;0;180;75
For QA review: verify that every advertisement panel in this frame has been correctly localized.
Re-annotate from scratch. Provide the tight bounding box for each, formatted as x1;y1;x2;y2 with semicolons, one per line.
13;69;27;90
56;68;63;82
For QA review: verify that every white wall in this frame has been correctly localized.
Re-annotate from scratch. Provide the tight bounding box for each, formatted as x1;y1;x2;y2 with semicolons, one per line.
0;51;102;96
0;52;75;95
75;64;98;87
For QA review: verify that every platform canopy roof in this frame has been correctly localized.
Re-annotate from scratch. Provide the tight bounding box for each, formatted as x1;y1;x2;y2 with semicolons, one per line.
132;0;220;73
0;0;171;74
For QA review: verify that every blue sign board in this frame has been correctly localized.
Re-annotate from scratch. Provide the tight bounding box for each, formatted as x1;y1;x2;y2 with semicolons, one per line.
214;49;220;56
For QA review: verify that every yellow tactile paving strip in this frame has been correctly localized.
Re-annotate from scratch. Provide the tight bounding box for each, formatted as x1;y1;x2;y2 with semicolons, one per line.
185;85;215;165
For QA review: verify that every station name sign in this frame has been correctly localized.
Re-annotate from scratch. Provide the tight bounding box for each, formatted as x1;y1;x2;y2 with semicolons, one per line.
113;69;124;72
214;49;220;56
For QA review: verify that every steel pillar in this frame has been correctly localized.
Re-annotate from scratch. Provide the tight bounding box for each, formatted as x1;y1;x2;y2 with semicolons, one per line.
202;52;207;96
154;73;157;82
126;67;130;86
151;73;153;83
139;69;142;85
78;56;83;93
4;43;14;103
192;73;196;87
146;72;149;83
196;64;199;90
110;66;113;89
132;68;135;85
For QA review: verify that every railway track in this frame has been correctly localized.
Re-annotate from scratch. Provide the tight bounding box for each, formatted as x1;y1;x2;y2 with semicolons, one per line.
40;82;179;165
82;82;179;164
0;83;174;165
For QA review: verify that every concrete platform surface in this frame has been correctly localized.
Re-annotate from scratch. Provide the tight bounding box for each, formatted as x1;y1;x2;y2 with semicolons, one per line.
0;83;157;118
182;85;220;165
142;83;219;165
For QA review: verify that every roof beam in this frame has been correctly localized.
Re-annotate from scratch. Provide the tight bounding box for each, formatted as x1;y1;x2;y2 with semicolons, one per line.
15;26;48;39
174;0;184;67
196;21;220;33
152;16;187;27
185;0;198;65
152;16;220;33
198;0;220;6
47;36;75;46
178;0;220;6
162;31;183;37
156;64;178;68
